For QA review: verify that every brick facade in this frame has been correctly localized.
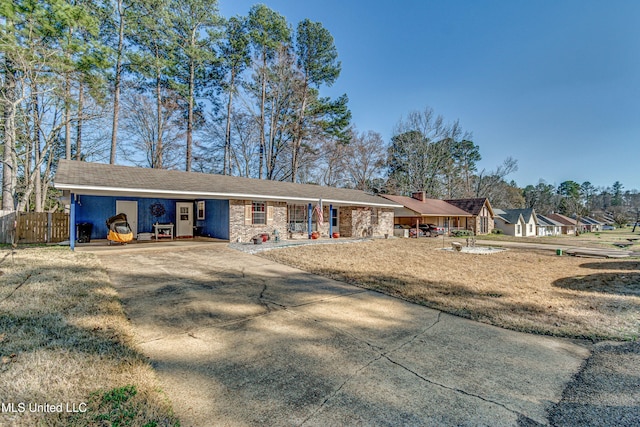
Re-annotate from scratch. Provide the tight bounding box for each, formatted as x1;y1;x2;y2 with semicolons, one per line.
229;200;288;243
229;201;395;242
338;206;394;238
474;205;494;235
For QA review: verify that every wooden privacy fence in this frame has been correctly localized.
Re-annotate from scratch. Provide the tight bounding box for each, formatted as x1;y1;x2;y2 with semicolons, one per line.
0;211;69;244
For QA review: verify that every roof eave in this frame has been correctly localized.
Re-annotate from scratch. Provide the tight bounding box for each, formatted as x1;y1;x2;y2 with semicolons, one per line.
54;183;402;208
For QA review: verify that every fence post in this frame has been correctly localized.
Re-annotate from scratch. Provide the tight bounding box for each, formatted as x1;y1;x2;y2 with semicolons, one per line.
15;211;19;244
47;212;52;243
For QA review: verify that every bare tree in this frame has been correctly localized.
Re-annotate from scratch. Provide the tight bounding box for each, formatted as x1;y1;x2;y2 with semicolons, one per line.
343;129;386;191
474;156;519;199
387;107;452;196
120;91;184;169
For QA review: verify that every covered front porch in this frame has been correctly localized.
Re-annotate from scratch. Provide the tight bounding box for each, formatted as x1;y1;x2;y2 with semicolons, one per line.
68;194;230;250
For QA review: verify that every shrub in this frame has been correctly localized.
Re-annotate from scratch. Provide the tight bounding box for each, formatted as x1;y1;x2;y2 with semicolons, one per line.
491;229;503;234
451;230;473;237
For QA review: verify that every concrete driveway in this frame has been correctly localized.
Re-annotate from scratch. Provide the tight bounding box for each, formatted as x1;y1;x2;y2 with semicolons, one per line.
97;244;591;426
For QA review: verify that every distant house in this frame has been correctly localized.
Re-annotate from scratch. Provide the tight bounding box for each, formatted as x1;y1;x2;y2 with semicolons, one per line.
380;192;472;233
494;209;525;236
54;160;400;249
494;208;539;237
545;213;578;235
577;216;603;232
445;198;495;235
536;214;563;236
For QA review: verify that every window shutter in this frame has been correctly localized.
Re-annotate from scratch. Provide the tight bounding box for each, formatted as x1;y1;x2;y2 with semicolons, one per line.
244;201;252;225
267;203;274;224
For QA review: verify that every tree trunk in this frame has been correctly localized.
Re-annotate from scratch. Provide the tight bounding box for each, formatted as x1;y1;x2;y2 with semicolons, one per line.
258;55;267;179
110;0;125;165
155;51;163;169
34;140;42;213
291;80;308;183
32;86;42;212
64;73;72;159
266;96;277;180
186;56;194;171
2;55;17;210
224;69;236;175
65;26;73;160
76;80;84;160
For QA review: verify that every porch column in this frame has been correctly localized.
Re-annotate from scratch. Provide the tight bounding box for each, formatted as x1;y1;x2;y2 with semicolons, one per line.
70;193;76;251
329;204;333;238
308;203;313;239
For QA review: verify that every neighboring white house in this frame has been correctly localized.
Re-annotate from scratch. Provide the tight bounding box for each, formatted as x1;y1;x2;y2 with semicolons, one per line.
546;213;577;235
536;214;563;236
494;208;538;237
494;209;525;236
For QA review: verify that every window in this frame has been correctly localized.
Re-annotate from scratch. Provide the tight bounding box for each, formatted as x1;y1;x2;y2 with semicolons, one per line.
517;224;521;235
288;204;307;233
331;208;338;227
197;201;205;220
480;216;488;234
179;206;189;221
529;223;533;233
252;201;266;225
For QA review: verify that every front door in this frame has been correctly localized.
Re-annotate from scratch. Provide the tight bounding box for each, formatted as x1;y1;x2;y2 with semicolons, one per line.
115;200;138;238
176;202;193;237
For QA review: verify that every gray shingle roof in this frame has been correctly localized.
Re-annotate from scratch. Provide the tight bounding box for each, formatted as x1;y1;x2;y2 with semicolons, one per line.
496;211;524;225
54;160;401;207
536;214;563;227
500;208;536;223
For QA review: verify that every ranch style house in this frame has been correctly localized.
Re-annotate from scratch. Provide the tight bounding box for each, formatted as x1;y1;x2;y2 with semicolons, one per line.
54;160;400;250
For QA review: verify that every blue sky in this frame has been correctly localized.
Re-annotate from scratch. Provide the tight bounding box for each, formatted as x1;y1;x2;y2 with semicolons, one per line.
219;1;640;190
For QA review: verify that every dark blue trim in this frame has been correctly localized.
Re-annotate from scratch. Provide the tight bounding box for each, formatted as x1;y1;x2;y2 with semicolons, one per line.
70;193;76;251
329;204;333;237
308;203;312;238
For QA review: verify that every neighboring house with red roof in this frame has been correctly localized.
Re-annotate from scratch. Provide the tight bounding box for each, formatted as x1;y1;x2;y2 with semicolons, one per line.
444;197;495;235
545;213;579;235
380;192;494;235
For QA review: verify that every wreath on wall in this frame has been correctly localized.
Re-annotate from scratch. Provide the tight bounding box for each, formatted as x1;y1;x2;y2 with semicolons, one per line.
149;202;166;218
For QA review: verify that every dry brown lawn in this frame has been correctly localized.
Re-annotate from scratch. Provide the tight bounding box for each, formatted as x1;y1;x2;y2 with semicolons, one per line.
480;227;640;251
260;238;640;341
0;247;179;426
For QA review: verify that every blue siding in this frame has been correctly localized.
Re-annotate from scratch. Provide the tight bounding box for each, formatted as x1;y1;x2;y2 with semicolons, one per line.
75;195;229;240
196;199;229;239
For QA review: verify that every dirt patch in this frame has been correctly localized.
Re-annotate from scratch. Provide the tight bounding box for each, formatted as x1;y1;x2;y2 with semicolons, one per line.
259;238;640;340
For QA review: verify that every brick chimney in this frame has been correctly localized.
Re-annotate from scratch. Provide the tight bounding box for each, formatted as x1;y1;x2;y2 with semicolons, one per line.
411;191;427;202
